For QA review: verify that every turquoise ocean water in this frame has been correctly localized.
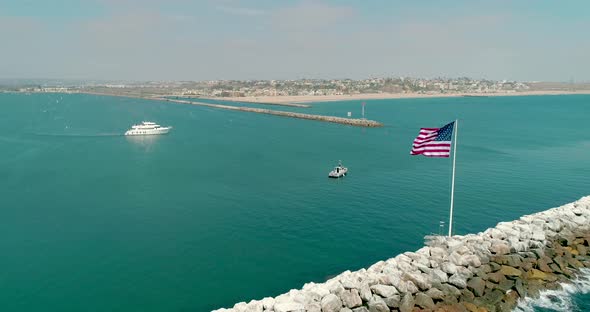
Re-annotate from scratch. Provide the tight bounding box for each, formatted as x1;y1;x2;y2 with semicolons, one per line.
0;93;589;311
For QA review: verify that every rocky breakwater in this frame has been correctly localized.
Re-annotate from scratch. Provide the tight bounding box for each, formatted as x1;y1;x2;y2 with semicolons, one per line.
161;98;383;127
213;195;590;312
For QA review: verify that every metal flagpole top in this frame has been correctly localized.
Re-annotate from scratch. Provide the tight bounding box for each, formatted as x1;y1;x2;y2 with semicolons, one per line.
448;119;459;237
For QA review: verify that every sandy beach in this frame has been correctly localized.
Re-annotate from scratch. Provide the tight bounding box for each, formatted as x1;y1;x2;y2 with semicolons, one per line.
217;90;590;104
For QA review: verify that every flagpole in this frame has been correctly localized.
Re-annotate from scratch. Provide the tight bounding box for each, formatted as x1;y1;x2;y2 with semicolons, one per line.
448;119;458;237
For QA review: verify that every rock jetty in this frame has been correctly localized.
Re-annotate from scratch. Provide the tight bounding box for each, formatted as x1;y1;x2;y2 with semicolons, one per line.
161;98;383;128
213;195;590;312
194;97;312;108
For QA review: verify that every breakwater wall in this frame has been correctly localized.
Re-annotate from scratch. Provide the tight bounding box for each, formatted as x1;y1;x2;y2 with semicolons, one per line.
213;195;590;312
189;97;312;108
161;99;383;128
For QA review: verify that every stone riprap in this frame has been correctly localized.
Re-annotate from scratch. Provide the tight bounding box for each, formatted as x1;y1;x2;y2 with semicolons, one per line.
193;97;312;108
161;98;383;127
213;196;590;312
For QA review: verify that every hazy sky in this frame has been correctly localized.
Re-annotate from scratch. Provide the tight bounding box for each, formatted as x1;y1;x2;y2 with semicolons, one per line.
1;0;589;81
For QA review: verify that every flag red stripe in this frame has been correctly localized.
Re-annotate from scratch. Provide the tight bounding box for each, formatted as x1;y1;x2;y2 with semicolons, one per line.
411;146;451;152
418;129;438;133
413;142;450;148
414;134;438;142
411;149;451;154
413;139;436;145
415;134;438;140
413;142;450;146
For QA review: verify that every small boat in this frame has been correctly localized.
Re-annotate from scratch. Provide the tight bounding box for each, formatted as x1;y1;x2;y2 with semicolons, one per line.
328;161;348;178
125;121;172;136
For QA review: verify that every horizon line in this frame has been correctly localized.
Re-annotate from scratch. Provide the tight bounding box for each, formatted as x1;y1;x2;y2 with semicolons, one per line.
0;77;588;84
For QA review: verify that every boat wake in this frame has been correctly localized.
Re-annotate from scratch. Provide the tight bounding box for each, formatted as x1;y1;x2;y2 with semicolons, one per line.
514;268;590;312
31;133;124;137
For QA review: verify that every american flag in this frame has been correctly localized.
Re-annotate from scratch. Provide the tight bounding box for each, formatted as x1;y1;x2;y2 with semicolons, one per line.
410;121;455;157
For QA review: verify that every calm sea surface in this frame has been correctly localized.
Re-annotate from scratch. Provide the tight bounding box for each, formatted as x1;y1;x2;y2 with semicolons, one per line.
1;93;589;311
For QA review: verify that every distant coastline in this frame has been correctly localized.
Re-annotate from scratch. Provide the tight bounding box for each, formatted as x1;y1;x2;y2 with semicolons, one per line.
214;90;590;105
183;96;311;108
6;89;590;107
5;77;590;107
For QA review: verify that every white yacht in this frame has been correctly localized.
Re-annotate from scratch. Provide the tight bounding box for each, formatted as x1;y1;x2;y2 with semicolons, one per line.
328;161;348;178
125;121;172;136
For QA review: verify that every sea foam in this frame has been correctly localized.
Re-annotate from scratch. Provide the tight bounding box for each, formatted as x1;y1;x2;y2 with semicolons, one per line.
514;268;590;312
